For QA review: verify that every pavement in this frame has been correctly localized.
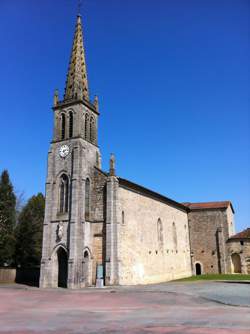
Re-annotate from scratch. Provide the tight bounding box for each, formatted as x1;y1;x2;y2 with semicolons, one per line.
117;281;250;307
0;281;250;334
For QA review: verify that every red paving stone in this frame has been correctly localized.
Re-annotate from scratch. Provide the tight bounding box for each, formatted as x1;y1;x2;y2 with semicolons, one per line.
0;287;249;334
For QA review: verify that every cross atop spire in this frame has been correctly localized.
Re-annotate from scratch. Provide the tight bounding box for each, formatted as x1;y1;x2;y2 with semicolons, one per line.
78;0;82;15
64;14;89;102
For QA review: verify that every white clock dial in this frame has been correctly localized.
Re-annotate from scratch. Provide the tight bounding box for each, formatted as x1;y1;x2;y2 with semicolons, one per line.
59;145;70;158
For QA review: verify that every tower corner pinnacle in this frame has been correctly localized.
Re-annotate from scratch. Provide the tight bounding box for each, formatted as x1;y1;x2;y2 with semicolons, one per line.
109;154;116;176
94;95;99;113
53;89;59;107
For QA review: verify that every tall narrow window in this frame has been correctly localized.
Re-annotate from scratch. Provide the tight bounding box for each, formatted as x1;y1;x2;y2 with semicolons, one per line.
85;114;89;141
69;111;73;138
184;224;189;249
61;114;65;140
59;174;69;213
157;218;164;251
122;211;125;225
59;180;65;213
172;222;177;251
85;178;90;220
90;117;96;143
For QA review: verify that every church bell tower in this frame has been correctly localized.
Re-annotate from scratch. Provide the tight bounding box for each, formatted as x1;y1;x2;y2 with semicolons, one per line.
40;14;101;288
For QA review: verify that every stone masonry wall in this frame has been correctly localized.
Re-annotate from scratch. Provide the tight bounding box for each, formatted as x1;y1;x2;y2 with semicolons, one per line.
226;240;250;274
40;110;102;288
80;168;107;285
226;206;235;238
117;186;192;285
188;207;234;275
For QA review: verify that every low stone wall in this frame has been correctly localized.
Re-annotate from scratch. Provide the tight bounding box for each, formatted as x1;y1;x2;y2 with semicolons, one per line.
0;268;16;283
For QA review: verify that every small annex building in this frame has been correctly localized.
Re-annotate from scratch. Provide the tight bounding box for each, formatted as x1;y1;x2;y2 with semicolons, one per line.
39;14;240;289
226;228;250;274
184;201;235;276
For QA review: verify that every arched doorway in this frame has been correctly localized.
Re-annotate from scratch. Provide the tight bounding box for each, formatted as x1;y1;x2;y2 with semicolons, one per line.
246;258;250;274
83;250;91;286
195;263;202;275
57;248;68;288
231;253;241;273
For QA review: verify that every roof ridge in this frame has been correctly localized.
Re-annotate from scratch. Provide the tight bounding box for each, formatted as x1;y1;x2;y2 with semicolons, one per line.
229;227;250;240
182;201;234;213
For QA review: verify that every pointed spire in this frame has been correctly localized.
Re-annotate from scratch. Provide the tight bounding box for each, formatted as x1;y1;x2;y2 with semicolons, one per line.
64;15;89;102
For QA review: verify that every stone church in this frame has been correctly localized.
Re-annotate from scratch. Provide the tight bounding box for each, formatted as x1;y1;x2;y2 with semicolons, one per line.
39;15;243;289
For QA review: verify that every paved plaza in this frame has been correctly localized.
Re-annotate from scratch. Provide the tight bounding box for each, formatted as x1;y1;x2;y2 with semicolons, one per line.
0;282;249;334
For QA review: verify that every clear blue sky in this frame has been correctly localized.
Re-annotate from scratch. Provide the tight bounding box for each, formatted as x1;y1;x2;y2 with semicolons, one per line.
0;0;249;231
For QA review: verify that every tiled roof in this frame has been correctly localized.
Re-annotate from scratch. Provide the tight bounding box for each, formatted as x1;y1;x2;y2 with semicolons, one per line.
182;201;234;213
228;228;250;240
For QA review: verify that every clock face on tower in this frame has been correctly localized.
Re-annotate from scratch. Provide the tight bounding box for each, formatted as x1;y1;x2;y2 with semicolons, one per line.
59;145;70;158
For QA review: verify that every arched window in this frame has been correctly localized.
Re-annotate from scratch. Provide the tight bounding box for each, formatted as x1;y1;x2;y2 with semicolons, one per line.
84;250;89;259
61;114;65;140
157;218;164;251
69;111;73;138
59;174;69;213
85;178;90;220
85;113;89;141
122;211;125;225
90;117;96;143
172;222;177;251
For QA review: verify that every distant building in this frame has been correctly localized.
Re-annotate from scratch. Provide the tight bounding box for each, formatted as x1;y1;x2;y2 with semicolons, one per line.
226;228;250;274
39;14;243;289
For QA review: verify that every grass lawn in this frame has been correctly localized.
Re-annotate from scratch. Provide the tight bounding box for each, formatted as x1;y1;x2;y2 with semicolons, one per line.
175;274;250;282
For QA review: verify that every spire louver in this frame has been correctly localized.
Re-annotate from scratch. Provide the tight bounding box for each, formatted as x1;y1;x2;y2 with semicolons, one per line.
64;15;89;101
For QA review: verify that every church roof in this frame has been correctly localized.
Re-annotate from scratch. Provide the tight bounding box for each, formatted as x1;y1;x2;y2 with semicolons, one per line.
118;178;188;212
95;167;234;215
64;15;89;102
182;201;234;213
228;228;250;240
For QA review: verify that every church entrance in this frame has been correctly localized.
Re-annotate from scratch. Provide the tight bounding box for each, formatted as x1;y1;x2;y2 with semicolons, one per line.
231;253;241;273
57;248;68;288
195;263;202;275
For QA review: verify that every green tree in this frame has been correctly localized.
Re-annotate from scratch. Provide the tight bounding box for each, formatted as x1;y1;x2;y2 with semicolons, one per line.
0;170;16;266
15;193;45;267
